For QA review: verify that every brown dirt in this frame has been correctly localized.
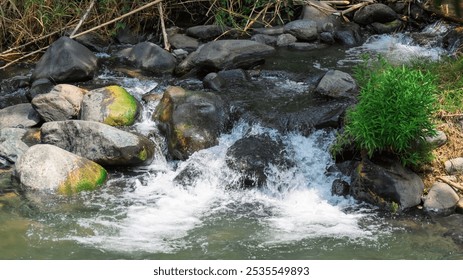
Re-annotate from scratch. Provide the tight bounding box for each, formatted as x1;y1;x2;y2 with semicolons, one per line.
421;117;463;196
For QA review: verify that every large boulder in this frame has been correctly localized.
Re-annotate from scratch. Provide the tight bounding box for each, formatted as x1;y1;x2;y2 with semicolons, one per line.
153;86;228;160
351;158;424;210
80;85;141;126
315;70;358;99
175;40;275;75
225;134;293;188
31;36;98;83
117;42;177;75
283;20;318;42
353;3;398;25
0;103;41;129
424;182;459;216
31;84;87;122
14;144;107;195
41;120;155;166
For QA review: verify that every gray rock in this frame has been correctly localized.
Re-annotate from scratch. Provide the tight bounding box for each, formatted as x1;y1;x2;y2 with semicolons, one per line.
426;130;447;148
31;36;98;83
276;34;298;47
445;158;463;175
424;182;459;216
315;70;358;99
14;144;107;195
251;34;277;46
0;128;29;163
203;73;226;91
117;42;177;75
334;23;362;46
153;86;228;160
176;40;275;75
28;78;54;101
353;3;398;25
456;197;463;214
169;33;199;52
226;134;294;188
283;20;318;42
252;26;285;36
218;69;251;82
41;120;155;166
320;32;335;44
301;1;336;21
186;25;229;40
331;179;350;197
288;42;325;51
0;103;41;129
31;84;87;122
351;158;424;210
73;31;110;52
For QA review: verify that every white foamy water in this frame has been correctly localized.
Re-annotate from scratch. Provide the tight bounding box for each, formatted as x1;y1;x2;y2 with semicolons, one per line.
66;120;372;253
339;22;450;67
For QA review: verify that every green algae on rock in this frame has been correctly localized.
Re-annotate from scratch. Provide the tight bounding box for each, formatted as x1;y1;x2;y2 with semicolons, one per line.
81;85;140;126
14;144;108;195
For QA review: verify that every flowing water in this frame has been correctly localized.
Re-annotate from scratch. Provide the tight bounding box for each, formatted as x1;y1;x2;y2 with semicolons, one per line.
1;23;463;260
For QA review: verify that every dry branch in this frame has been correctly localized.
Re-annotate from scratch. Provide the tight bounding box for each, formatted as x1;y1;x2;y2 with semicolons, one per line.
70;0;96;37
437;176;463;192
158;2;170;51
0;0;164;69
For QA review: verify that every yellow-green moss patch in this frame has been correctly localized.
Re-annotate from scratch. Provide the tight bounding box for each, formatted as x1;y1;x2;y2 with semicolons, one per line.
58;161;108;196
104;85;139;126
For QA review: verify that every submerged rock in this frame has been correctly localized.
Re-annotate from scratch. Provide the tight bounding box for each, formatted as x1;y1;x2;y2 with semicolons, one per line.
225;134;293;188
31;84;87;122
80;85;141;126
351;157;424;210
41;120;155;166
31;36;98;83
0;103;41;129
14;144;107;195
153;86;228;160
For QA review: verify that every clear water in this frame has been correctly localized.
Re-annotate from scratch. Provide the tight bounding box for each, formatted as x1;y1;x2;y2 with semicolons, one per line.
1;25;463;260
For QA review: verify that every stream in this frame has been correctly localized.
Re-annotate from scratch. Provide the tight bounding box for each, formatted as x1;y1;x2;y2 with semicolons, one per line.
1;22;462;260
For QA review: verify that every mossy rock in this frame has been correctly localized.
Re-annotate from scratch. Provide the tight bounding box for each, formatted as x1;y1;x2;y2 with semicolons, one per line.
81;85;140;126
153;86;227;160
14;144;108;195
58;160;107;195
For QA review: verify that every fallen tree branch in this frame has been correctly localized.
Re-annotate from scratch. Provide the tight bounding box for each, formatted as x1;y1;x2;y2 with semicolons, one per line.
70;0;163;40
158;2;170;51
437;176;463;192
